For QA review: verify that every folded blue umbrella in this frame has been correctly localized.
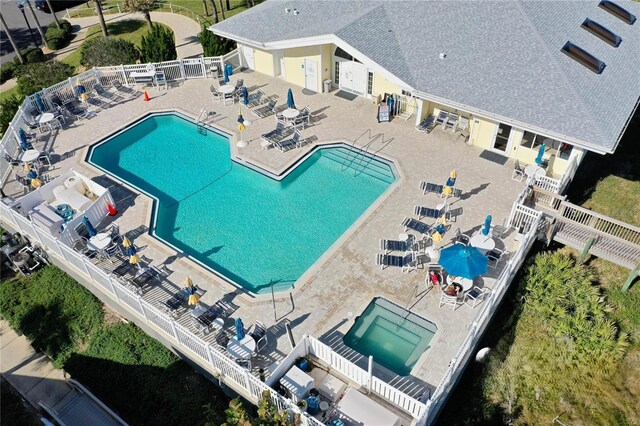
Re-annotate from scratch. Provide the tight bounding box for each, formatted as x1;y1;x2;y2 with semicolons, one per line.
482;215;492;236
18;129;31;150
35;93;45;113
235;317;246;340
27;170;38;179
445;176;456;187
286;88;295;109
535;144;546;165
76;85;86;96
241;86;249;105
439;244;488;280
82;216;97;237
223;66;230;83
125;245;137;257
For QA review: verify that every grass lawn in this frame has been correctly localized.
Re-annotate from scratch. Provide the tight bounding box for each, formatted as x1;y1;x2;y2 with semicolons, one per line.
61;20;170;70
0;85;21;102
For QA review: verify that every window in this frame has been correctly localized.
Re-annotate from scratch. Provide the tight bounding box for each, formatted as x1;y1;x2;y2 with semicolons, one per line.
520;132;573;161
367;72;373;95
558;143;574;161
334;47;353;61
521;131;543;150
581;19;622;47
599;1;636;25
561;42;606;74
334;61;340;85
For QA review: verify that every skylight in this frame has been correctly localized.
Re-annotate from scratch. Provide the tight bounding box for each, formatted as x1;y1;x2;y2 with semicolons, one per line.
598;1;636;25
561;42;606;74
581;18;622;47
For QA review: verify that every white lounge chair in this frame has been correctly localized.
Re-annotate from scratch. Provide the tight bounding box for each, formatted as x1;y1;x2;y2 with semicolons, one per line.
445;112;458;130
435;110;448;127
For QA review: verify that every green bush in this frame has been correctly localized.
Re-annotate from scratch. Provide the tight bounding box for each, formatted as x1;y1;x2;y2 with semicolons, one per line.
140;24;176;63
0;62;16;83
80;37;140;67
199;29;236;57
48;19;72;34
0;266;104;367
0;95;24;135
45;27;70;50
17;61;75;97
14;47;46;65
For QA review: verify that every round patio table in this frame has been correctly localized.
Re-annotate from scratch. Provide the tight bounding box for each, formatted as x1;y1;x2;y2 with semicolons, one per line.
282;108;300;120
36;113;55;126
524;164;545;179
218;85;235;95
469;234;496;254
227;335;256;360
88;232;112;251
446;275;473;292
20;149;40;163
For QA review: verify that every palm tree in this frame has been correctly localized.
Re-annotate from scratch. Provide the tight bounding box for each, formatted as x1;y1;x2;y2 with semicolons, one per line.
25;0;48;49
94;0;109;37
124;0;154;28
0;13;25;64
209;0;219;24
46;0;60;28
226;0;231;11
218;0;226;20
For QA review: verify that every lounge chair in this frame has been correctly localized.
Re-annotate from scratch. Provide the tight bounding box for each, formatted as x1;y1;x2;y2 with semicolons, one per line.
415;205;445;220
435;110;448;127
455;116;469;133
276;131;301;152
85;97;109;110
420;181;443;195
112;81;139;99
445;112;458;130
380;235;414;253
191;300;230;334
62;100;93;120
376;251;417;272
252;99;277;118
93;83;123;102
163;290;187;317
261;122;292;149
401;217;431;236
247;89;266;107
416;115;436;133
128;268;156;295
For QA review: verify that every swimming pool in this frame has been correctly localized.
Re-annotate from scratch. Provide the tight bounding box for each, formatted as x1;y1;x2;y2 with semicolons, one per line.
343;298;437;376
88;113;396;293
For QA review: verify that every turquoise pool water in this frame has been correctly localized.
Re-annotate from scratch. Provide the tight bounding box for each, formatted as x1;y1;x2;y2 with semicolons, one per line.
343;298;437;376
89;113;395;293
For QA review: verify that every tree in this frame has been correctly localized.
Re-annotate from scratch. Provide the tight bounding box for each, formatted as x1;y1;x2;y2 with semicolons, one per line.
209;0;219;24
123;0;154;28
226;0;231;10
46;0;60;28
218;0;226;20
1;95;25;135
94;0;109;37
199;29;235;56
26;0;49;49
81;37;140;67
17;61;74;97
0;13;25;64
140;24;176;63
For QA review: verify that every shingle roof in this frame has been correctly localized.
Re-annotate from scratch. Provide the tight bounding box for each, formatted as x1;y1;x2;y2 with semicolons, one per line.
211;0;640;153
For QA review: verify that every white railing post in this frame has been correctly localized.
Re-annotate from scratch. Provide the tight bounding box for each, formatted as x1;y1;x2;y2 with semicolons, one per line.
120;64;127;85
137;296;148;320
169;319;179;342
200;58;207;78
367;355;373;391
179;59;186;80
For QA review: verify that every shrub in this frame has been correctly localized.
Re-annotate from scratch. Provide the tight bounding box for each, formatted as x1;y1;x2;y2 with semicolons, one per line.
14;47;46;65
0;95;24;135
199;29;236;57
0;62;16;83
80;37;140;67
140;24;176;63
46;19;73;50
17;60;74;97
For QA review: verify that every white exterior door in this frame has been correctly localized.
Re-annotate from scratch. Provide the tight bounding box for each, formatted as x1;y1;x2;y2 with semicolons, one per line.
304;59;318;92
242;46;255;70
339;60;353;92
337;60;367;95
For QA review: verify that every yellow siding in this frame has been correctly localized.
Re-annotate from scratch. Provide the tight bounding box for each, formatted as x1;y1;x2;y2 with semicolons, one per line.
283;46;323;90
372;73;400;97
469;117;497;150
253;48;275;77
321;44;332;83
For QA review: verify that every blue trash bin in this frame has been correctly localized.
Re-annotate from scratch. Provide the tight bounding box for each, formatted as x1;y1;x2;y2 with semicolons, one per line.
225;63;233;77
306;396;319;415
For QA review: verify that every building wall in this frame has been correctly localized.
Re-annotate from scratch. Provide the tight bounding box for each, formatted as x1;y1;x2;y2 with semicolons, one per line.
283;46;323;91
321;44;332;85
253;48;275;77
469;117;497;150
372;73;400;97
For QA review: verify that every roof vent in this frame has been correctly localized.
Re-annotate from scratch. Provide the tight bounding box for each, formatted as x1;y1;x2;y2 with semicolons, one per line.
439;52;446;59
561;42;606;74
284;7;290;13
598;1;636;25
293;8;299;15
581;18;622;47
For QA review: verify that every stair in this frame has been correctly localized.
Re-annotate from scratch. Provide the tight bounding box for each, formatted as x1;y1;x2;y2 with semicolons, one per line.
321;148;395;184
53;390;121;426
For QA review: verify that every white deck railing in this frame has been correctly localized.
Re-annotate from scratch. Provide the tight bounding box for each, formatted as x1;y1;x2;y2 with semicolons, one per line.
0;53;238;185
0;199;324;426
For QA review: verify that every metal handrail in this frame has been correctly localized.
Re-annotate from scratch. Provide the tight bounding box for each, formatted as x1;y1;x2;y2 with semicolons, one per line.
68;379;129;426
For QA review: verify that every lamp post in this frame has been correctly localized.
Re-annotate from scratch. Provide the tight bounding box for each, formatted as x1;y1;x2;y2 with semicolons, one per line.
16;0;39;47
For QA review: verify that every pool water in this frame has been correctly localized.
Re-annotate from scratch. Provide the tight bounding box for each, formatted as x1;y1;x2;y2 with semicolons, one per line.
89;113;395;293
343;298;437;376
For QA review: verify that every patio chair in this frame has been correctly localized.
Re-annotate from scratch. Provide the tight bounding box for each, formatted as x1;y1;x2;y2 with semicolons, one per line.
155;71;167;90
464;286;490;308
380;235;414;253
426;264;444;292
435;110;448;127
292;107;311;131
446;207;463;222
72;237;97;258
93;83;123;103
491;218;510;239
454;227;470;246
419;181;443;195
252;99;277;118
416;115;436;133
455;116;469;133
109;224;124;245
261;121;291;148
103;240;123;262
415;205;445;220
112;81;139;99
163;290;187;317
439;292;459;310
85;97;109;110
247;89;266;108
4;153;20;166
445;112;459;130
512;159;526;182
401;217;430;236
276;131;302;152
234;78;244;90
129;268;156;295
376;251;417;272
235;358;252;370
486;248;505;269
250;321;269;353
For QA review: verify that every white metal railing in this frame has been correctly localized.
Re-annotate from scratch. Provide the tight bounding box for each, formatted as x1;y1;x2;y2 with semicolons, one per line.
63;2;212;26
0;200;323;426
415;213;542;426
532;174;560;193
0;54;237;185
67;379;129;426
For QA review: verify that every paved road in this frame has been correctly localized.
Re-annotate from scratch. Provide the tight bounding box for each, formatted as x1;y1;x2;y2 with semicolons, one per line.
0;0;86;63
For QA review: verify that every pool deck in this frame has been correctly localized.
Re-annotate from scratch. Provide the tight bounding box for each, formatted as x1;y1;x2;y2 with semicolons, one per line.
3;71;525;402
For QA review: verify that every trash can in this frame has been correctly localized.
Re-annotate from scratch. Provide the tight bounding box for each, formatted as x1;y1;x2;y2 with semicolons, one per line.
225;63;234;77
323;79;332;93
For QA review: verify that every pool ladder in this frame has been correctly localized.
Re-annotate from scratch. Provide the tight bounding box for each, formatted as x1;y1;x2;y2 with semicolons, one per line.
196;109;208;135
342;129;382;174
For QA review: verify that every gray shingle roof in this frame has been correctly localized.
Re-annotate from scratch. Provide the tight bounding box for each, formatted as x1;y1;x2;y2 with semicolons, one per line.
211;0;640;153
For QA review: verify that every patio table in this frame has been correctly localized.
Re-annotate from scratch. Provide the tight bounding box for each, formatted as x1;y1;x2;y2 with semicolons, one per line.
36;113;57;131
469;234;496;254
226;335;256;359
282;108;299;123
218;85;236;95
20;149;40;163
447;275;473;292
88;232;111;251
524;164;545;179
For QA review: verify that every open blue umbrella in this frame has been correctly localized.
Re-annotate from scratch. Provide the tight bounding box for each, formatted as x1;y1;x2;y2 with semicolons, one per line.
439;244;488;280
235;318;246;340
18;129;32;150
286;88;295;109
241;86;249;105
482;215;492;236
535;144;546;165
35;93;45;113
82;216;97;237
223;65;230;83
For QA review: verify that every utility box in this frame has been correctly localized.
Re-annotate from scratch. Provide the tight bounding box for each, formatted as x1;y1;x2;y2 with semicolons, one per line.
323;79;332;93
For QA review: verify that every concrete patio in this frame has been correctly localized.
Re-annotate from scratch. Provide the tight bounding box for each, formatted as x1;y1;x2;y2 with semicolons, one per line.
2;70;526;401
